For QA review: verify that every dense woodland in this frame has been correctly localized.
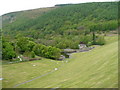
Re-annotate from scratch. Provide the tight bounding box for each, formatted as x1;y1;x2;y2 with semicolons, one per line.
2;2;118;61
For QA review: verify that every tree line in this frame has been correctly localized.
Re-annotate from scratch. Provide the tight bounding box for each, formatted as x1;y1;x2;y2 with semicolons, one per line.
2;32;106;60
2;37;61;60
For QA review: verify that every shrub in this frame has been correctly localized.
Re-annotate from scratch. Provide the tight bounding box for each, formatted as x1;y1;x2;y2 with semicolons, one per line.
33;44;61;59
45;46;61;59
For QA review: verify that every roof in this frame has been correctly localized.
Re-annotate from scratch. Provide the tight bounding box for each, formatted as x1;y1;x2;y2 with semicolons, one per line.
62;49;76;53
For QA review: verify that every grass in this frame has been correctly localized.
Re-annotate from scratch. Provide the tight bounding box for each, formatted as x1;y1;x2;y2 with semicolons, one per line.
2;59;64;88
2;35;118;88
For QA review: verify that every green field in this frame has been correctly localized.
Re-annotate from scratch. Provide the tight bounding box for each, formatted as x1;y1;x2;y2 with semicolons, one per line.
2;35;118;88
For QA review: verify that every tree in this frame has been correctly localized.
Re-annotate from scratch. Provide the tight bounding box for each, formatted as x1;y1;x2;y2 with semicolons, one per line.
2;42;16;60
27;41;36;51
16;37;29;53
33;44;61;59
33;44;46;57
16;37;35;53
45;46;61;59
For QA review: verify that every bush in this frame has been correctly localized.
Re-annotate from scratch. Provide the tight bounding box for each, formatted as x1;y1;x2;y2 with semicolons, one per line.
33;44;46;57
33;44;61;59
45;46;61;59
2;42;16;60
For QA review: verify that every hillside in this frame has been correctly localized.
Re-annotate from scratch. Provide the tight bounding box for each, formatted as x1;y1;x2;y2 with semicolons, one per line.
2;35;118;88
2;2;118;37
2;7;56;31
1;1;118;88
2;2;118;51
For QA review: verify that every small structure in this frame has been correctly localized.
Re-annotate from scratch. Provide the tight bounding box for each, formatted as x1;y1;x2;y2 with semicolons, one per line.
19;56;41;61
78;42;95;52
29;58;41;61
78;42;87;49
22;56;29;61
58;55;65;60
62;49;76;53
60;49;76;60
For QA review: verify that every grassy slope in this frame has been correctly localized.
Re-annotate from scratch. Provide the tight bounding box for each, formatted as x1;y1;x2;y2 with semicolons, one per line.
2;35;118;88
2;59;63;88
2;7;56;28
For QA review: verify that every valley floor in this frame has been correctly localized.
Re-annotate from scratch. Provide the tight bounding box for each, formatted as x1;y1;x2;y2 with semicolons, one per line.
2;35;118;88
